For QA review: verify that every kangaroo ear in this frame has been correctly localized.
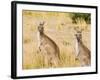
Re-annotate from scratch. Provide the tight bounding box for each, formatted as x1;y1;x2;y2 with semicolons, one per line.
74;26;79;32
39;21;45;26
42;21;45;25
81;29;84;32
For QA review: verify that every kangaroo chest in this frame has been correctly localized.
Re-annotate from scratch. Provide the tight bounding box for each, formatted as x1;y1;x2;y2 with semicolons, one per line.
37;32;57;54
75;40;80;56
75;40;88;58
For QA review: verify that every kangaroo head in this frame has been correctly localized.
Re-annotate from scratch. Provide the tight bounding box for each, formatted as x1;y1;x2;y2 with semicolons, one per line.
74;27;84;42
38;21;45;33
75;31;82;42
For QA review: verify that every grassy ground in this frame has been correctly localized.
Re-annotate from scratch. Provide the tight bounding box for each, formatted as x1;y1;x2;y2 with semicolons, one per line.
22;10;91;69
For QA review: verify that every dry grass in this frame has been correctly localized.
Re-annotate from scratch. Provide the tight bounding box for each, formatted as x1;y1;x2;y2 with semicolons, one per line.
22;10;90;69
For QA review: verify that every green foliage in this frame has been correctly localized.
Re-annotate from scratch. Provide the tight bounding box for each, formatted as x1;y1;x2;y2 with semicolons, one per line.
70;13;91;24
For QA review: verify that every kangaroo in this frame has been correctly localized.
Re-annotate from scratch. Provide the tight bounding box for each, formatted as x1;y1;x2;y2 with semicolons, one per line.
37;22;60;67
74;27;91;67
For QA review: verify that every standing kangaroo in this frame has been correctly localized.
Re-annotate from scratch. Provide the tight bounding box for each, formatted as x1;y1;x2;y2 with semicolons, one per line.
74;27;91;67
37;22;60;67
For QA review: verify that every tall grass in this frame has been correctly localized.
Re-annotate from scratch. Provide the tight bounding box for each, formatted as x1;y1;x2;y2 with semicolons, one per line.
22;10;90;69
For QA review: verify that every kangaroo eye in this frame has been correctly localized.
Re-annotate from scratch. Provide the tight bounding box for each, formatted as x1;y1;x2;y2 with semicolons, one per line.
75;34;77;36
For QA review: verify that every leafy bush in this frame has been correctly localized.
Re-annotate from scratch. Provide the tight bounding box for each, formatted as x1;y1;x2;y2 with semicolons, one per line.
70;13;91;24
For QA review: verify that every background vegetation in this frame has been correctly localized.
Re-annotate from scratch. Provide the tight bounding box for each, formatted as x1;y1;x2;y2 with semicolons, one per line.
70;13;91;24
22;10;91;69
